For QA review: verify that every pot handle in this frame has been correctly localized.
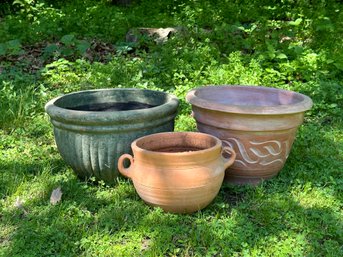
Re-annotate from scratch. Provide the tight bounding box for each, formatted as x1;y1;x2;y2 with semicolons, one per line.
118;154;134;179
221;146;236;170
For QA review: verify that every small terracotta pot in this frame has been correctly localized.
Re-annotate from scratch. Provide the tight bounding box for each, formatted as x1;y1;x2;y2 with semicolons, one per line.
186;85;313;185
117;132;236;214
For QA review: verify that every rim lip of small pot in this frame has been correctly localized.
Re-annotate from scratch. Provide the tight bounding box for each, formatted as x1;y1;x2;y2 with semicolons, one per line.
186;85;313;115
131;131;222;158
45;88;179;125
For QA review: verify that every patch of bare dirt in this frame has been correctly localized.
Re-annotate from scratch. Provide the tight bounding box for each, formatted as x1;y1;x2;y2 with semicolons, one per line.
0;39;116;74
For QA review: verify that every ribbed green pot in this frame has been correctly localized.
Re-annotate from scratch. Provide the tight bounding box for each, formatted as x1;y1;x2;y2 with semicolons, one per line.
45;88;179;184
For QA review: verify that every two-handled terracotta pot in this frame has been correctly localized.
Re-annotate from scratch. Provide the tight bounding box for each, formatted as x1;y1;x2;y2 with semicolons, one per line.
118;132;236;214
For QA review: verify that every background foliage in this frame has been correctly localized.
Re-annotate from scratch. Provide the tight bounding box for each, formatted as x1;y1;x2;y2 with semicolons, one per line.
0;0;342;256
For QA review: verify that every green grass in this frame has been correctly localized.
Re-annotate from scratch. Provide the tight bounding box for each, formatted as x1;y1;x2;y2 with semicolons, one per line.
1;0;342;256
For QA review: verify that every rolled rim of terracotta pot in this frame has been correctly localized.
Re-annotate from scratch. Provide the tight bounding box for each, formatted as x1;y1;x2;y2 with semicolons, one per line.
186;85;313;115
131;131;222;157
45;88;179;125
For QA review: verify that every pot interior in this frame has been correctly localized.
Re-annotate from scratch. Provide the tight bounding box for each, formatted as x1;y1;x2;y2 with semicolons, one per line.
195;86;305;107
136;133;219;153
66;101;156;112
54;89;169;112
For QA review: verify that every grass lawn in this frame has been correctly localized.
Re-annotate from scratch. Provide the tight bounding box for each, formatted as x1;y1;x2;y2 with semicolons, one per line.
0;0;342;256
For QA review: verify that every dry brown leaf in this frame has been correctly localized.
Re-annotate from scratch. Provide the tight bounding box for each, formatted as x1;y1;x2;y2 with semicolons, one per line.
13;197;28;215
50;187;63;205
14;197;24;209
141;236;151;252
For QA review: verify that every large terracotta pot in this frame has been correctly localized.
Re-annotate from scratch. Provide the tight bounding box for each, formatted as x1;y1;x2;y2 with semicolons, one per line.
117;132;236;213
45;88;179;184
186;85;313;185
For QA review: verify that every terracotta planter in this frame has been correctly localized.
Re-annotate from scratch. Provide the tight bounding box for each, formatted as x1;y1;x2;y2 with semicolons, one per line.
186;85;313;185
117;132;236;213
45;88;178;184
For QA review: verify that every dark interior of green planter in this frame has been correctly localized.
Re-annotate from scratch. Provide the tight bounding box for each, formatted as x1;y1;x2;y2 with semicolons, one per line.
54;90;168;112
66;101;156;112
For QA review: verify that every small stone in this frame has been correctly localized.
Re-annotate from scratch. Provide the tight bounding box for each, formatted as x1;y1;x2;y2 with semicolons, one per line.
126;27;181;44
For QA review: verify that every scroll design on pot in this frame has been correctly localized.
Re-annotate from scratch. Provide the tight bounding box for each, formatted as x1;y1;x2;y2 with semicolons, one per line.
222;138;291;167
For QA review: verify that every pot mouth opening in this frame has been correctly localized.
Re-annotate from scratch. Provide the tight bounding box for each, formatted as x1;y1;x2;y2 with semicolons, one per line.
45;88;179;125
53;88;170;113
134;132;220;155
187;85;313;114
64;101;157;112
149;146;206;153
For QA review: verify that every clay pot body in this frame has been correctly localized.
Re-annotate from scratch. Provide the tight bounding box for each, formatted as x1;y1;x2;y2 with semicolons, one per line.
118;132;236;213
45;88;178;184
186;85;313;185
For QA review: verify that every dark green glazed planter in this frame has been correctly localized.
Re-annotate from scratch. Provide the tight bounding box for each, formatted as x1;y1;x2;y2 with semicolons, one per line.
45;88;179;184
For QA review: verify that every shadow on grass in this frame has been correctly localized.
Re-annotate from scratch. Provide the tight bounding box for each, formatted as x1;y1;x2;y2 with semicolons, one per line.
1;168;138;256
0;158;65;197
278;120;343;190
1;89;342;256
1;124;342;256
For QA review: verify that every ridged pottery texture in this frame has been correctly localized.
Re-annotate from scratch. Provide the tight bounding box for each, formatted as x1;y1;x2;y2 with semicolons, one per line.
45;88;179;184
186;85;313;185
118;132;236;214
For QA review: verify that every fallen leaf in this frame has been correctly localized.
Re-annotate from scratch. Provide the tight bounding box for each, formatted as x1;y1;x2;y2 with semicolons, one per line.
13;197;28;215
14;197;24;209
141;236;151;252
50;187;62;205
